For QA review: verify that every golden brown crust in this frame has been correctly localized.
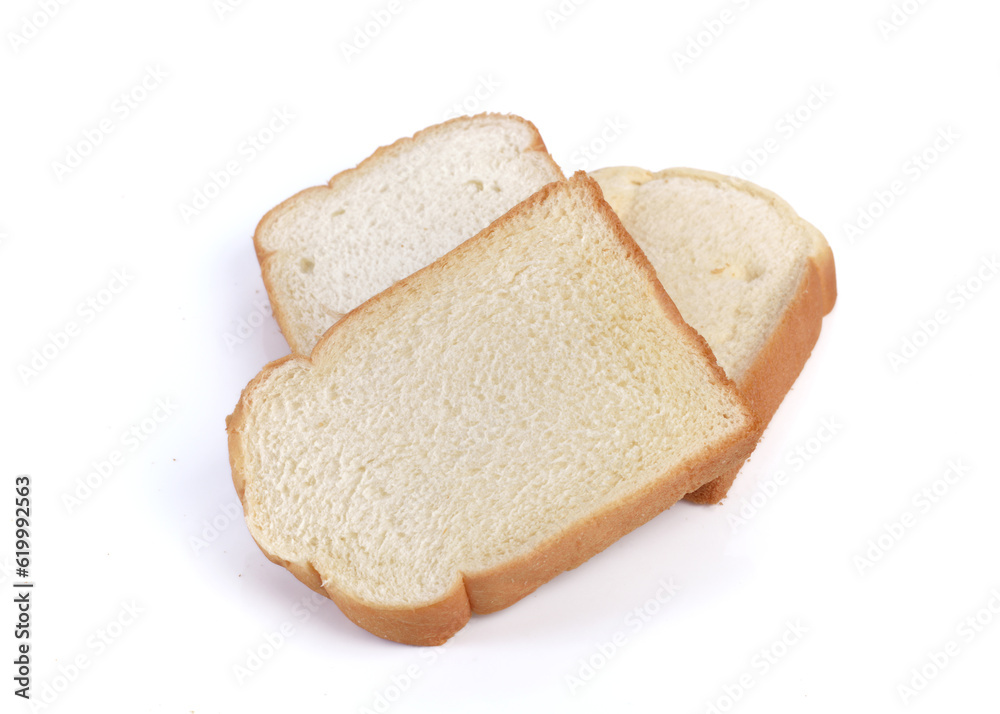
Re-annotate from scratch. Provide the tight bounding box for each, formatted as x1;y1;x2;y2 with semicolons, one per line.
463;423;756;614
252;113;564;355
227;173;758;645
256;535;471;646
594;167;837;505
685;251;833;503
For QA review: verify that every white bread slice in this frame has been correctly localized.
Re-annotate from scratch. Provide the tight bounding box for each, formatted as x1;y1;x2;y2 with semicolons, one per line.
255;113;565;354
227;174;758;645
590;167;837;503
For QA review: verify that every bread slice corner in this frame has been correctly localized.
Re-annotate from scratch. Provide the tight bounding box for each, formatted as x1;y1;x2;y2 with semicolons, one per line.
253;113;565;354
591;166;836;503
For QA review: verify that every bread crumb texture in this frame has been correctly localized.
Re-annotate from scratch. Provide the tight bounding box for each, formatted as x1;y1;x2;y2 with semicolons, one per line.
231;175;753;625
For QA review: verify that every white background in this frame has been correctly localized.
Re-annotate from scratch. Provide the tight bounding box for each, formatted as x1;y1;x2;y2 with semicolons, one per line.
3;0;999;712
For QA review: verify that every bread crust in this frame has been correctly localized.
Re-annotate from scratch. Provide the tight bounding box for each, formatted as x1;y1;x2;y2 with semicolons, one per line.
252;113;565;354
228;173;758;645
685;247;833;503
591;167;837;505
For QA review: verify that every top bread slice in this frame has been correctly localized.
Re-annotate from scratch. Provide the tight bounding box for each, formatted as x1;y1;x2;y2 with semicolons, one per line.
590;167;837;503
227;173;758;646
255;113;565;354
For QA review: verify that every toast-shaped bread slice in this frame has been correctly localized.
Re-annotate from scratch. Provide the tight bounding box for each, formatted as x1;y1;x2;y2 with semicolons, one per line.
590;167;837;504
228;174;758;645
255;113;564;354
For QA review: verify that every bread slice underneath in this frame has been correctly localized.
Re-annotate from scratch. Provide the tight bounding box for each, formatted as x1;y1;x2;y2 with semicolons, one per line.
255;113;564;354
228;173;758;645
590;167;837;504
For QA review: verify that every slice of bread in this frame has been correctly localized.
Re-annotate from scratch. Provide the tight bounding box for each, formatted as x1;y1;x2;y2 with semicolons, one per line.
590;167;837;504
255;113;565;354
228;173;758;645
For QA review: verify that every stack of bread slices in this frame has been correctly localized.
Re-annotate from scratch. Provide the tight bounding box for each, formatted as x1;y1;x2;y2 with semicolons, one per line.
227;114;836;645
